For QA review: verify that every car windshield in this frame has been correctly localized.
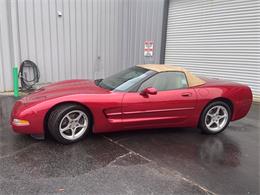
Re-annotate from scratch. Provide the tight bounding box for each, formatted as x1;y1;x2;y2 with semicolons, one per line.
97;66;154;91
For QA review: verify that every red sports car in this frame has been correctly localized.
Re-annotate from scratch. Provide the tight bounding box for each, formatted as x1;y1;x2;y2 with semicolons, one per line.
11;64;252;144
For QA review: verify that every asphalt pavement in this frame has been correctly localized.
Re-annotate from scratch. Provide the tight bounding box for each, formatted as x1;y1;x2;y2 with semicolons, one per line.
0;95;259;194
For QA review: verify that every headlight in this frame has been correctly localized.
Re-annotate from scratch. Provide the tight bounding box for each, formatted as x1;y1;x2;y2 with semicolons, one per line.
12;119;30;126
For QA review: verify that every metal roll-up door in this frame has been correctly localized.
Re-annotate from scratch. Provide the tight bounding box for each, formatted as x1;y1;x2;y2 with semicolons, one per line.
165;0;260;99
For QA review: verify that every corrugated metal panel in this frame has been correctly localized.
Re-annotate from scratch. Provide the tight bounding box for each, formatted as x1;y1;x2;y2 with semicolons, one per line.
165;0;260;98
0;0;14;92
0;0;165;92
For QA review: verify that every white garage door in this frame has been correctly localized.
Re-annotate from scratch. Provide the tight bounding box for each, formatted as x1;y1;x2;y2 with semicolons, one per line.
165;0;260;99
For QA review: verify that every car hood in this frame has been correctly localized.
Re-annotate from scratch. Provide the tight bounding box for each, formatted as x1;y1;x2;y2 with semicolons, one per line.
21;79;109;104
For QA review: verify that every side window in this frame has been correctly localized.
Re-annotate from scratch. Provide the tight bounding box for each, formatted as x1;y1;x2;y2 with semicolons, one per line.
139;72;188;91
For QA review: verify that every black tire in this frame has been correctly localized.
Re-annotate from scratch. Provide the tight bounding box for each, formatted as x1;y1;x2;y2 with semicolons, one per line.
199;101;231;134
48;104;91;144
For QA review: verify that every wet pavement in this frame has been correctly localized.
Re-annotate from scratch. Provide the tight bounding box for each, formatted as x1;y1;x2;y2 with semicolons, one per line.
0;95;259;194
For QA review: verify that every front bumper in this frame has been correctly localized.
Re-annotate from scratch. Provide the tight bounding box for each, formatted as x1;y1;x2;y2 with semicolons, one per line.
12;119;30;126
10;100;44;135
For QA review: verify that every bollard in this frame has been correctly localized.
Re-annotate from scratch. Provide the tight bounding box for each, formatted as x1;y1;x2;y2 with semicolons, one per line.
13;65;19;97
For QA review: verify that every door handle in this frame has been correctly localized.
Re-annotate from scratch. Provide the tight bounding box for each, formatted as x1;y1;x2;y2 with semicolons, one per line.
181;92;192;97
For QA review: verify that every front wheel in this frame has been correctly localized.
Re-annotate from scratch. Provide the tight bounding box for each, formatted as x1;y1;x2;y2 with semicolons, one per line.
48;104;91;144
199;101;231;134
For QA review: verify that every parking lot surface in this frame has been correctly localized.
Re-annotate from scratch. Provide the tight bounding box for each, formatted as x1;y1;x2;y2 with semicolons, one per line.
0;95;259;194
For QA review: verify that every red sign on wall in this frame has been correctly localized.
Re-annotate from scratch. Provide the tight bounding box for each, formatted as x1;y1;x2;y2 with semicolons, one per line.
144;41;154;57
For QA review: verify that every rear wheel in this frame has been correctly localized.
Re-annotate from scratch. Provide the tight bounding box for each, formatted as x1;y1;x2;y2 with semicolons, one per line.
48;104;91;144
200;101;231;134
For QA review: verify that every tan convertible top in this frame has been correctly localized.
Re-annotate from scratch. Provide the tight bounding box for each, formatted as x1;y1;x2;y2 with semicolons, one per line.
137;64;205;87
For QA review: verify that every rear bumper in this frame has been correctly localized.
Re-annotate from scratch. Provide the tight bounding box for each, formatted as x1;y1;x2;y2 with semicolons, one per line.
232;99;252;121
231;87;253;121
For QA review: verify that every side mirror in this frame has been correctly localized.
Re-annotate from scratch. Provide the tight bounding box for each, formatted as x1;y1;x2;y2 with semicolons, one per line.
140;87;158;96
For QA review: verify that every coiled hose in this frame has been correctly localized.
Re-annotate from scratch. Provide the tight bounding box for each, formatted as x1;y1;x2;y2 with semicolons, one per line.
19;60;40;91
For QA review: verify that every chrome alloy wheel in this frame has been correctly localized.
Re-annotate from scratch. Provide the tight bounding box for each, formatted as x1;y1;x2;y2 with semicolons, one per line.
59;110;88;140
205;105;229;132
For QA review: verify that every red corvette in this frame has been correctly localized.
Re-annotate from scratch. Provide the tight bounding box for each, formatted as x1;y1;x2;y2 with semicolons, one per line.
11;64;252;144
